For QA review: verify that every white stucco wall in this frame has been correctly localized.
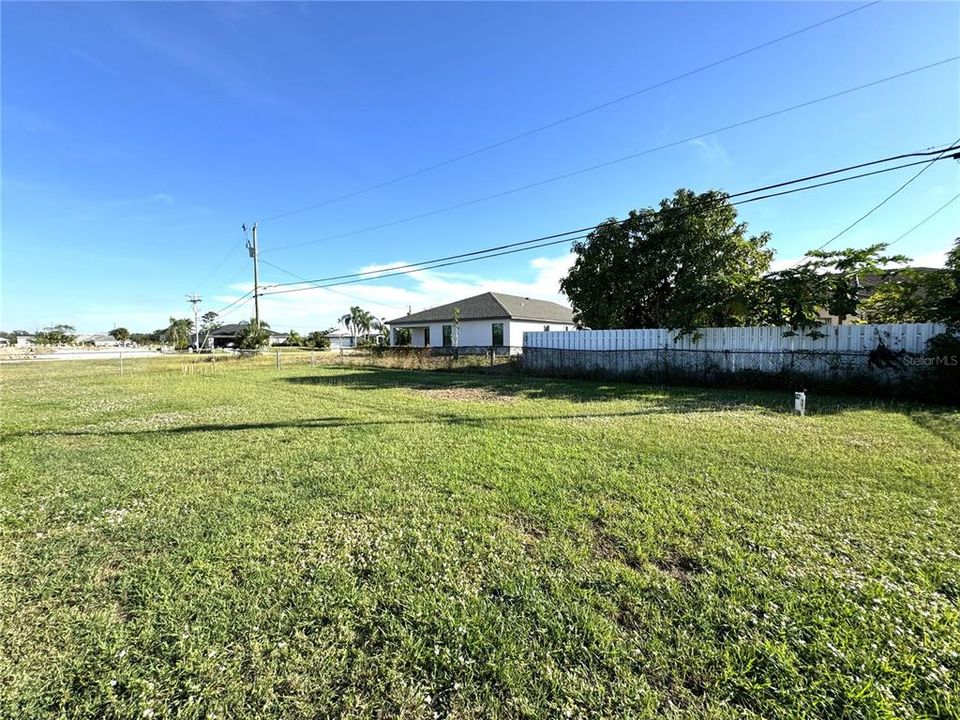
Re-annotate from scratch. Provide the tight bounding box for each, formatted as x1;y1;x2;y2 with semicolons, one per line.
397;319;575;349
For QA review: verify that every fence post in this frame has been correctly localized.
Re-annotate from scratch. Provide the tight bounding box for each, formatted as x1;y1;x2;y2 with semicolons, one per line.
311;351;316;366
119;351;124;375
490;346;495;366
275;350;281;370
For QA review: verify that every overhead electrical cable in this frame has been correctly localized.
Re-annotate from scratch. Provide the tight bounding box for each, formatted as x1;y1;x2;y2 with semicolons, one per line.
259;1;882;224
258;148;958;298
258;258;409;311
258;146;958;292
795;135;960;263
210;289;255;317
265;56;959;253
887;192;960;248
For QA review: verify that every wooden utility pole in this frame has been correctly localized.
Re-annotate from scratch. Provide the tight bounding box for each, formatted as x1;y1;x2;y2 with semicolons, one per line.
186;293;202;350
246;223;261;327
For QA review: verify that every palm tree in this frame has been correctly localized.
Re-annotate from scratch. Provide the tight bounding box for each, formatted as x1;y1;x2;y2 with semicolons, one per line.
166;317;194;350
354;307;375;339
339;309;356;340
235;319;271;349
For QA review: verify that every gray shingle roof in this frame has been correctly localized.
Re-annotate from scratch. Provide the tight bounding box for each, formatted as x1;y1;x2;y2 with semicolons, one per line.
387;292;574;325
209;323;286;338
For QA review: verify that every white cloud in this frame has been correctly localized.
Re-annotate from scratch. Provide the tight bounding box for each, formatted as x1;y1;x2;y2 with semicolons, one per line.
689;137;730;167
242;252;577;332
903;247;949;269
769;244;952;274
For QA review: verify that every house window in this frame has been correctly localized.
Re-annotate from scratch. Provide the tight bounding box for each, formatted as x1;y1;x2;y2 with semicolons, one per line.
424;327;430;346
543;325;550;332
442;325;452;347
492;322;504;347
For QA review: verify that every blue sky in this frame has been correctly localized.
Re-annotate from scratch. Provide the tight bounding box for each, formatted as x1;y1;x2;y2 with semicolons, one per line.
2;1;958;333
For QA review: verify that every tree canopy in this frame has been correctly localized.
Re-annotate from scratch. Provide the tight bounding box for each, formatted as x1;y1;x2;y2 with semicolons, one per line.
561;189;772;333
761;244;910;333
235;319;272;349
340;306;380;342
34;324;77;345
165;318;193;350
303;330;331;349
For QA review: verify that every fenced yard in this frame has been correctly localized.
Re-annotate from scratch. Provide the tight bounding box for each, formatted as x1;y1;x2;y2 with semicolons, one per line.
522;323;955;398
1;357;958;718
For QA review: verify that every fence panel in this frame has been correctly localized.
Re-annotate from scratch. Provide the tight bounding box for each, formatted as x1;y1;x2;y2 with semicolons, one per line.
524;323;945;353
522;323;948;383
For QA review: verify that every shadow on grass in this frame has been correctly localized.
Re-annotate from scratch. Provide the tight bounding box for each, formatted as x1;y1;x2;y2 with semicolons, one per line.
282;368;888;416
6;371;920;441
7;406;758;439
286;369;764;405
909;411;960;450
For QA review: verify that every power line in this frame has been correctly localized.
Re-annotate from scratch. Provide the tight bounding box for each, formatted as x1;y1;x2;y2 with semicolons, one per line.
263;154;958;295
194;229;247;291
888;192;960;248
732;156;959;205
258;146;958;292
802;135;960;258
265;56;958;253
217;297;254;322
261;234;590;298
259;1;881;224
258;154;959;299
258;258;409;311
210;289;255;317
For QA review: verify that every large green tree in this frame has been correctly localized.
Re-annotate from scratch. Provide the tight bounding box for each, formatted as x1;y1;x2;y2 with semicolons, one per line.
762;244;910;332
942;236;960;327
109;327;130;342
560;189;772;333
858;268;954;324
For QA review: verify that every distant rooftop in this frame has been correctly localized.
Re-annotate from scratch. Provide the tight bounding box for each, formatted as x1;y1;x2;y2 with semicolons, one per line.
387;292;574;325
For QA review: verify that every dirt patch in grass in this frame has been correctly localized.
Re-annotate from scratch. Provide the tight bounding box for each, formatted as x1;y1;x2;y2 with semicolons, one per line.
590;517;644;572
411;387;519;403
653;551;705;584
508;513;547;552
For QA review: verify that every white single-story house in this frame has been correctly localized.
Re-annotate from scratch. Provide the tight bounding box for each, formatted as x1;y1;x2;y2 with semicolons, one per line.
386;292;576;351
76;333;122;347
326;328;363;349
16;335;36;347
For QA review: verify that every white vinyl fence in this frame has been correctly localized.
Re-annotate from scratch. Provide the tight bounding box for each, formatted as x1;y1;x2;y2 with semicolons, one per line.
522;323;948;383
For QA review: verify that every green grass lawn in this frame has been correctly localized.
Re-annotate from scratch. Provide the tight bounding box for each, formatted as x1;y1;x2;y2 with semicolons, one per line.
1;358;958;719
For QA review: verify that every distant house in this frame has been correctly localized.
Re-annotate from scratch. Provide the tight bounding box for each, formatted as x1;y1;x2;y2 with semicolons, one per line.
16;336;36;348
326;328;363;349
205;323;287;349
815;267;944;326
76;333;122;347
386;292;575;351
